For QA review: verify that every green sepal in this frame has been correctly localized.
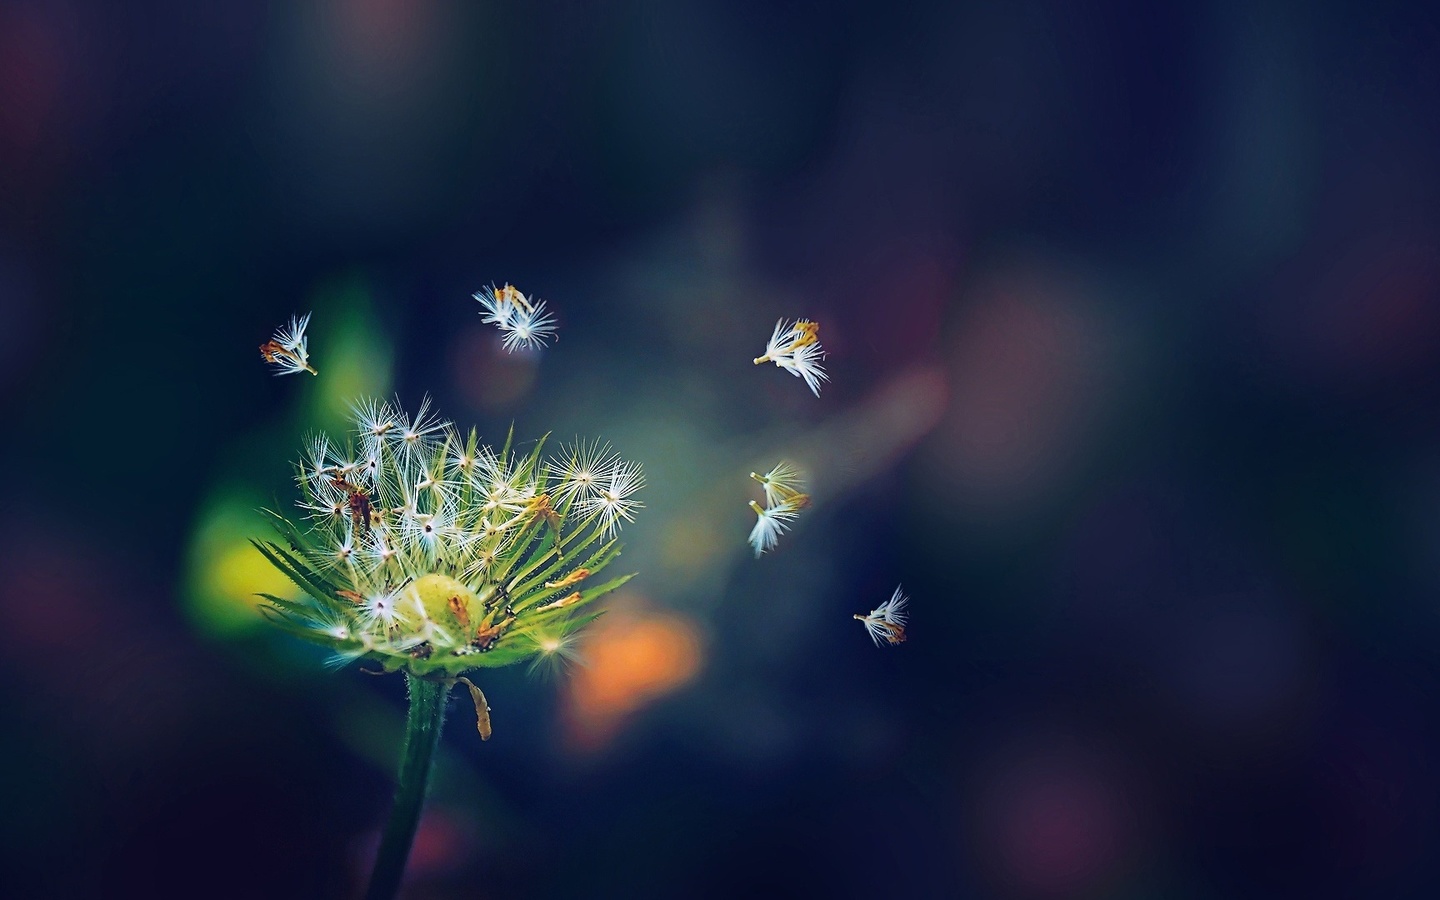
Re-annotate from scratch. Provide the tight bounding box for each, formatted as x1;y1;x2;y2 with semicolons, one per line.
490;517;549;586
250;541;345;612
556;506;608;555
511;572;635;636
255;591;315;619
511;540;621;611
258;605;361;654
441;644;535;671
569;571;636;606
515;432;550;487
250;540;351;616
498;422;515;463
501;526;561;593
260;507;319;554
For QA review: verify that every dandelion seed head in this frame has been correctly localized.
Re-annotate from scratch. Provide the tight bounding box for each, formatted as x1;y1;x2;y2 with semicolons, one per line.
261;397;643;679
745;462;809;556
501;299;557;351
357;586;410;631
475;283;522;327
873;586;909;625
777;340;829;397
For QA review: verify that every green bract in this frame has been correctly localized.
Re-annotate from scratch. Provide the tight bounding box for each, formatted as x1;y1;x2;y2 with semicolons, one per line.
255;398;641;678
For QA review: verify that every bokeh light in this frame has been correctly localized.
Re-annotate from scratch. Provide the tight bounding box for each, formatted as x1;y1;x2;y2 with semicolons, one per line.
559;597;703;752
186;488;298;636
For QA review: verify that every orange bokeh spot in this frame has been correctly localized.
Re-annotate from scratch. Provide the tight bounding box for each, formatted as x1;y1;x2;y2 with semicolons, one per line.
561;602;702;751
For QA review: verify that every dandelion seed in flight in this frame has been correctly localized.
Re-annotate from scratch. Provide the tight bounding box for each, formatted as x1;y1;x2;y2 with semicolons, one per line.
854;585;909;647
474;283;558;351
753;318;828;397
749;461;808;509
747;498;801;557
259;312;317;376
746;462;809;556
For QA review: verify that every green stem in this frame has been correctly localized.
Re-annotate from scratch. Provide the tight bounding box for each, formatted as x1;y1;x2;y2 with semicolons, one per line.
364;674;450;900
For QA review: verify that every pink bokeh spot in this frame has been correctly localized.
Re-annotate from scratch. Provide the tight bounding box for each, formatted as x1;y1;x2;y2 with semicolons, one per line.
995;772;1121;894
0;3;66;161
972;745;1138;898
928;264;1121;523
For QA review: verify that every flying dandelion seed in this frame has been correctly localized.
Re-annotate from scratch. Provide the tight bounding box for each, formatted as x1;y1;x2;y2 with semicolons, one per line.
259;312;317;376
474;283;558;351
745;463;809;556
753;318;828;396
854;585;909;646
749;461;808;508
747;498;801;557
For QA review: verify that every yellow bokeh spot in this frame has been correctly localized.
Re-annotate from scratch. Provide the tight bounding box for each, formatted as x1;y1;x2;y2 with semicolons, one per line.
211;543;294;612
185;491;301;637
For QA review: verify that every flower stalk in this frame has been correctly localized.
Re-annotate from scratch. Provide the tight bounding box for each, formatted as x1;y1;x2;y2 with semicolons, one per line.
364;674;451;900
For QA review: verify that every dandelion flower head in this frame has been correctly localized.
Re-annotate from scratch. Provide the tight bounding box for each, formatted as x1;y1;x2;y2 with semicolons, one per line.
257;398;642;677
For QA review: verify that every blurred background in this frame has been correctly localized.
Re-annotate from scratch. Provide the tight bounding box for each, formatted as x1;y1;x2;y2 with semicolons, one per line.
2;1;1440;897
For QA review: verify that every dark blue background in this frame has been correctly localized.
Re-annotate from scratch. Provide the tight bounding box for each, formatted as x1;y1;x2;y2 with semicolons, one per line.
3;2;1440;897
